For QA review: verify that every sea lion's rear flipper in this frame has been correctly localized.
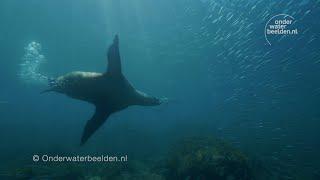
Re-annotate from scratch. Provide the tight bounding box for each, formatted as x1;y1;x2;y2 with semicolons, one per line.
80;105;111;145
106;35;122;75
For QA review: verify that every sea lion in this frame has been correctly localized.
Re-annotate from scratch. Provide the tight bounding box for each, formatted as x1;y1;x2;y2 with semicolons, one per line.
44;35;164;145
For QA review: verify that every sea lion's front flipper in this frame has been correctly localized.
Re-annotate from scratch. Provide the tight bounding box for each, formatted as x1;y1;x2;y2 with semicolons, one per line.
106;35;122;75
80;105;111;145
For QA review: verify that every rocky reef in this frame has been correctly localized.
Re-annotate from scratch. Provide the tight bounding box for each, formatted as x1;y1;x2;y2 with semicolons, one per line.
1;162;165;180
164;137;252;180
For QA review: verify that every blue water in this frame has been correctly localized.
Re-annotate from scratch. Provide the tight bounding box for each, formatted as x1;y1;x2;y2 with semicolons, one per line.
0;0;319;179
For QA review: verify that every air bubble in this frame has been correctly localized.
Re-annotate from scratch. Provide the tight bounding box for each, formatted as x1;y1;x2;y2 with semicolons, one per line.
19;41;48;85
